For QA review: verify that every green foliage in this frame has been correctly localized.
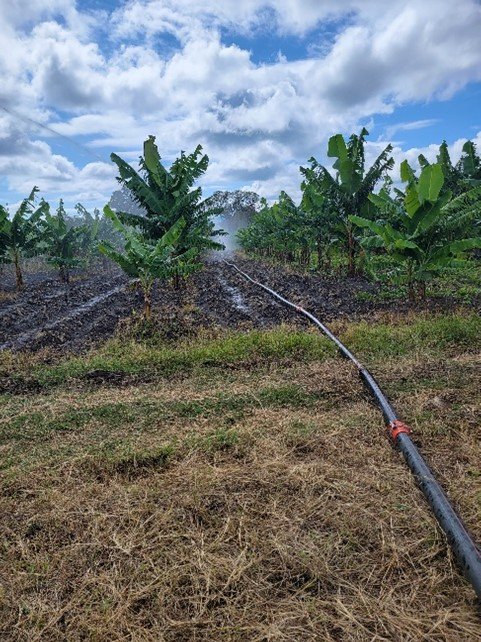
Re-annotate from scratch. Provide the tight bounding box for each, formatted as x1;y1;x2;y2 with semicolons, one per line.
0;187;48;290
239;129;394;274
418;140;481;196
237;192;313;266
99;206;199;319
110;136;224;261
39;199;86;283
351;162;481;300
300;178;339;270
75;203;128;258
300;128;394;275
238;132;480;290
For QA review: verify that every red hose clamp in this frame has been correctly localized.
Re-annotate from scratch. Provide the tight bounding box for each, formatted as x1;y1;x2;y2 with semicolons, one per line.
389;419;412;442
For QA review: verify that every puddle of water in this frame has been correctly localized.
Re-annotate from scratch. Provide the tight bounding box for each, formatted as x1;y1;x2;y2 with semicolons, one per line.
217;274;251;315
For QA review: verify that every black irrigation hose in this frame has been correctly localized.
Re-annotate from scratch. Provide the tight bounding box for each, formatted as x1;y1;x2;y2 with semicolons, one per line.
223;259;481;600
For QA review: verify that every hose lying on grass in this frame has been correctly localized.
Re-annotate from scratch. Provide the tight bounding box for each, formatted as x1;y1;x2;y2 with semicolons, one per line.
224;259;481;600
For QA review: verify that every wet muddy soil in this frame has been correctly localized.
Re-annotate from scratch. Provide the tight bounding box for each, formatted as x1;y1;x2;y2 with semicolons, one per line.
0;256;478;353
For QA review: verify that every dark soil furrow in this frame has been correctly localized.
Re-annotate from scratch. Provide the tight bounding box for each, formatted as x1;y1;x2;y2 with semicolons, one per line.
0;284;127;351
1;255;479;353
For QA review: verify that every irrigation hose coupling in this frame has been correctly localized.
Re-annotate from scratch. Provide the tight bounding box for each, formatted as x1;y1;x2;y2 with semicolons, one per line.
389;419;412;442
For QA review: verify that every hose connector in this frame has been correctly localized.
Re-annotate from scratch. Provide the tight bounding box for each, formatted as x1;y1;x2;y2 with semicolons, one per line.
389;419;412;442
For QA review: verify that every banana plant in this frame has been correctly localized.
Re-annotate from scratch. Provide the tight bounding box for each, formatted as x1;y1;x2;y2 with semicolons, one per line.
39;200;86;284
110;136;224;263
301;128;394;275
300;181;338;270
0;187;48;291
237;192;314;266
99;206;199;320
418;140;481;196
74;203;101;262
350;161;481;301
457;140;481;184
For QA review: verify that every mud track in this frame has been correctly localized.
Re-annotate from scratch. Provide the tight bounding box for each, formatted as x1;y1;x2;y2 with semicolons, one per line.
0;269;137;353
0;256;477;353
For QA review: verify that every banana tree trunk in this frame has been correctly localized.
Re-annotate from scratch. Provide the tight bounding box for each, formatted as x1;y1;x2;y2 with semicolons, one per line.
59;265;70;284
347;226;356;277
317;238;323;271
13;250;23;291
300;246;310;267
407;262;415;303
173;271;182;291
408;283;415;303
143;285;152;321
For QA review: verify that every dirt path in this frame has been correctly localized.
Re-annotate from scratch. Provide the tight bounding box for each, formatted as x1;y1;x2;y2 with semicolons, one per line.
0;284;126;351
193;259;288;327
0;269;137;352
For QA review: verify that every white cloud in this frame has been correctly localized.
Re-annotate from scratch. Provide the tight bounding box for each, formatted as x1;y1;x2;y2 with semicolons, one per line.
0;0;480;208
0;0;74;28
385;119;440;140
111;0;384;39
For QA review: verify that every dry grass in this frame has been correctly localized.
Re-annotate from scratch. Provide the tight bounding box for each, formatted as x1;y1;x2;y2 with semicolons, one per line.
1;316;481;640
0;291;15;303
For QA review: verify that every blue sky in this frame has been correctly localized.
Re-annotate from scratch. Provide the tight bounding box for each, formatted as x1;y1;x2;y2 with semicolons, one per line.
0;0;480;212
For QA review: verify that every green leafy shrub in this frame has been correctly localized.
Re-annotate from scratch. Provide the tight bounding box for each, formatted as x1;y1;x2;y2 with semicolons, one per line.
0;187;48;290
351;161;481;301
99;207;198;319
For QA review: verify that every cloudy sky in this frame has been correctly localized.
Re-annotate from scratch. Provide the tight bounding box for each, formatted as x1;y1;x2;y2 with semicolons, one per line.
0;0;480;212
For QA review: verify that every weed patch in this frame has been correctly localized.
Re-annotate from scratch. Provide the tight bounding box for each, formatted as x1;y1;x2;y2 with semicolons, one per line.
3;313;480;394
345;312;481;359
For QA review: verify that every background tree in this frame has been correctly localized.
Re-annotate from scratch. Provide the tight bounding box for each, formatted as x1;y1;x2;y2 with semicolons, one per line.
0;187;47;290
99;206;199;320
204;191;260;219
204;190;260;251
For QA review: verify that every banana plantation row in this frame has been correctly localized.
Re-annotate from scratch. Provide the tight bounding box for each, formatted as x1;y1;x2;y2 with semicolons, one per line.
1;131;480;318
0;137;223;319
238;130;481;301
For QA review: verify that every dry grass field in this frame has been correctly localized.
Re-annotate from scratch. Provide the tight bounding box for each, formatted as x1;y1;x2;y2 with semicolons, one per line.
1;313;480;640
